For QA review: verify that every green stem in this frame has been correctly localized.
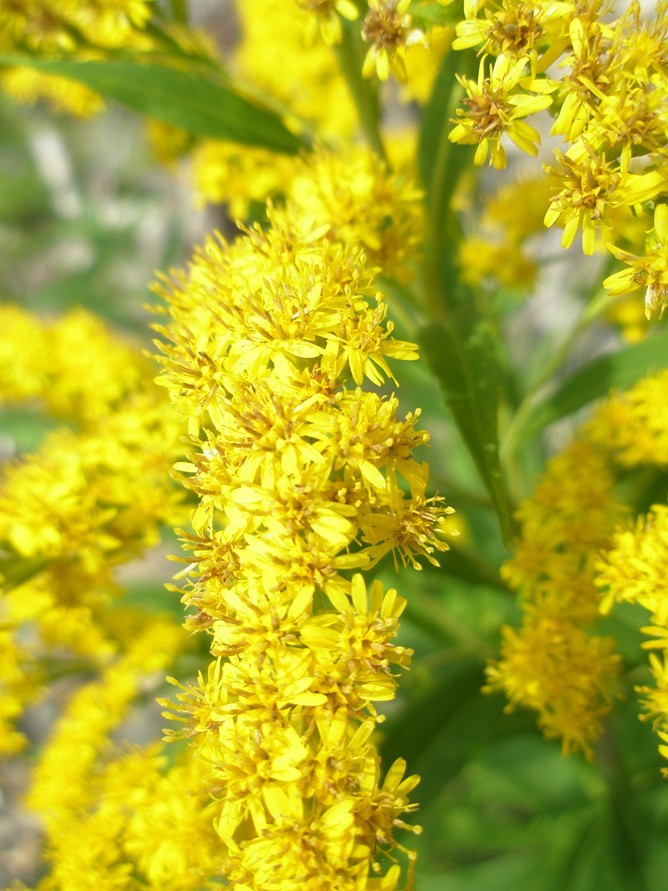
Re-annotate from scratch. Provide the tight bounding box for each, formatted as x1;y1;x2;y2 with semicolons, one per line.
420;48;478;320
333;19;386;161
597;726;653;891
39;657;98;683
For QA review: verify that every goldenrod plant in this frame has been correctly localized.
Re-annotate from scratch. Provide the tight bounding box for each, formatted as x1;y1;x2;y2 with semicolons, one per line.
2;2;668;890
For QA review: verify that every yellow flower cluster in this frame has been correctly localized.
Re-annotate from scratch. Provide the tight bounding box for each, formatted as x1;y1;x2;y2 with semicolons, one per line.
19;621;223;891
155;172;454;888
490;368;668;759
285;146;424;283
297;0;360;47
235;0;357;140
0;306;148;421
23;744;222;891
191;141;298;220
487;441;624;757
450;0;668;316
596;505;668;775
0;307;186;755
192;143;424;276
459;172;549;293
0;0;155;115
187;0;366;216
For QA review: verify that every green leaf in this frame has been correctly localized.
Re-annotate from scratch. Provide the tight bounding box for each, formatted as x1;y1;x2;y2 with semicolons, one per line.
417;49;513;542
417;852;546;891
380;658;533;807
421;320;515;545
520;330;668;440
380;657;486;772
0;57;306;154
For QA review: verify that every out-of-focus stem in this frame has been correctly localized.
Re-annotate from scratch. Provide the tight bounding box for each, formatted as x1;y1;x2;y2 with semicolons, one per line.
334;19;387;162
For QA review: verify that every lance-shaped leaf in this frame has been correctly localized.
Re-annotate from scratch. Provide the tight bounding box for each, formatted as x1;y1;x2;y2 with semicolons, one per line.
0;57;306;154
519;329;668;440
421;318;514;545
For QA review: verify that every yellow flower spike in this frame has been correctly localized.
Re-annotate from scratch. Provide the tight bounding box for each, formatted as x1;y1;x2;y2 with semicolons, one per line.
158;173;448;885
495;367;668;760
27;619;182;828
596;500;668;768
490;431;626;757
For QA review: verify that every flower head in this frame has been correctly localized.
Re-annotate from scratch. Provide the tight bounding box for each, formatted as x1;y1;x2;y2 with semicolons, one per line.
362;0;425;82
449;55;553;168
604;203;668;318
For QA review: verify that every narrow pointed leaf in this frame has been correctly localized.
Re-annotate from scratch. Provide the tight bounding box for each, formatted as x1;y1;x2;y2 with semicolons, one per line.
521;329;668;439
0;57;306;154
421;320;514;544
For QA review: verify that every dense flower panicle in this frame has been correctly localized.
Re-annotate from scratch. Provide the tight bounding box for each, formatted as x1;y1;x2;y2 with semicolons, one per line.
596;505;668;773
25;742;223;891
0;308;187;756
493;368;668;761
157;177;452;887
489;440;624;757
